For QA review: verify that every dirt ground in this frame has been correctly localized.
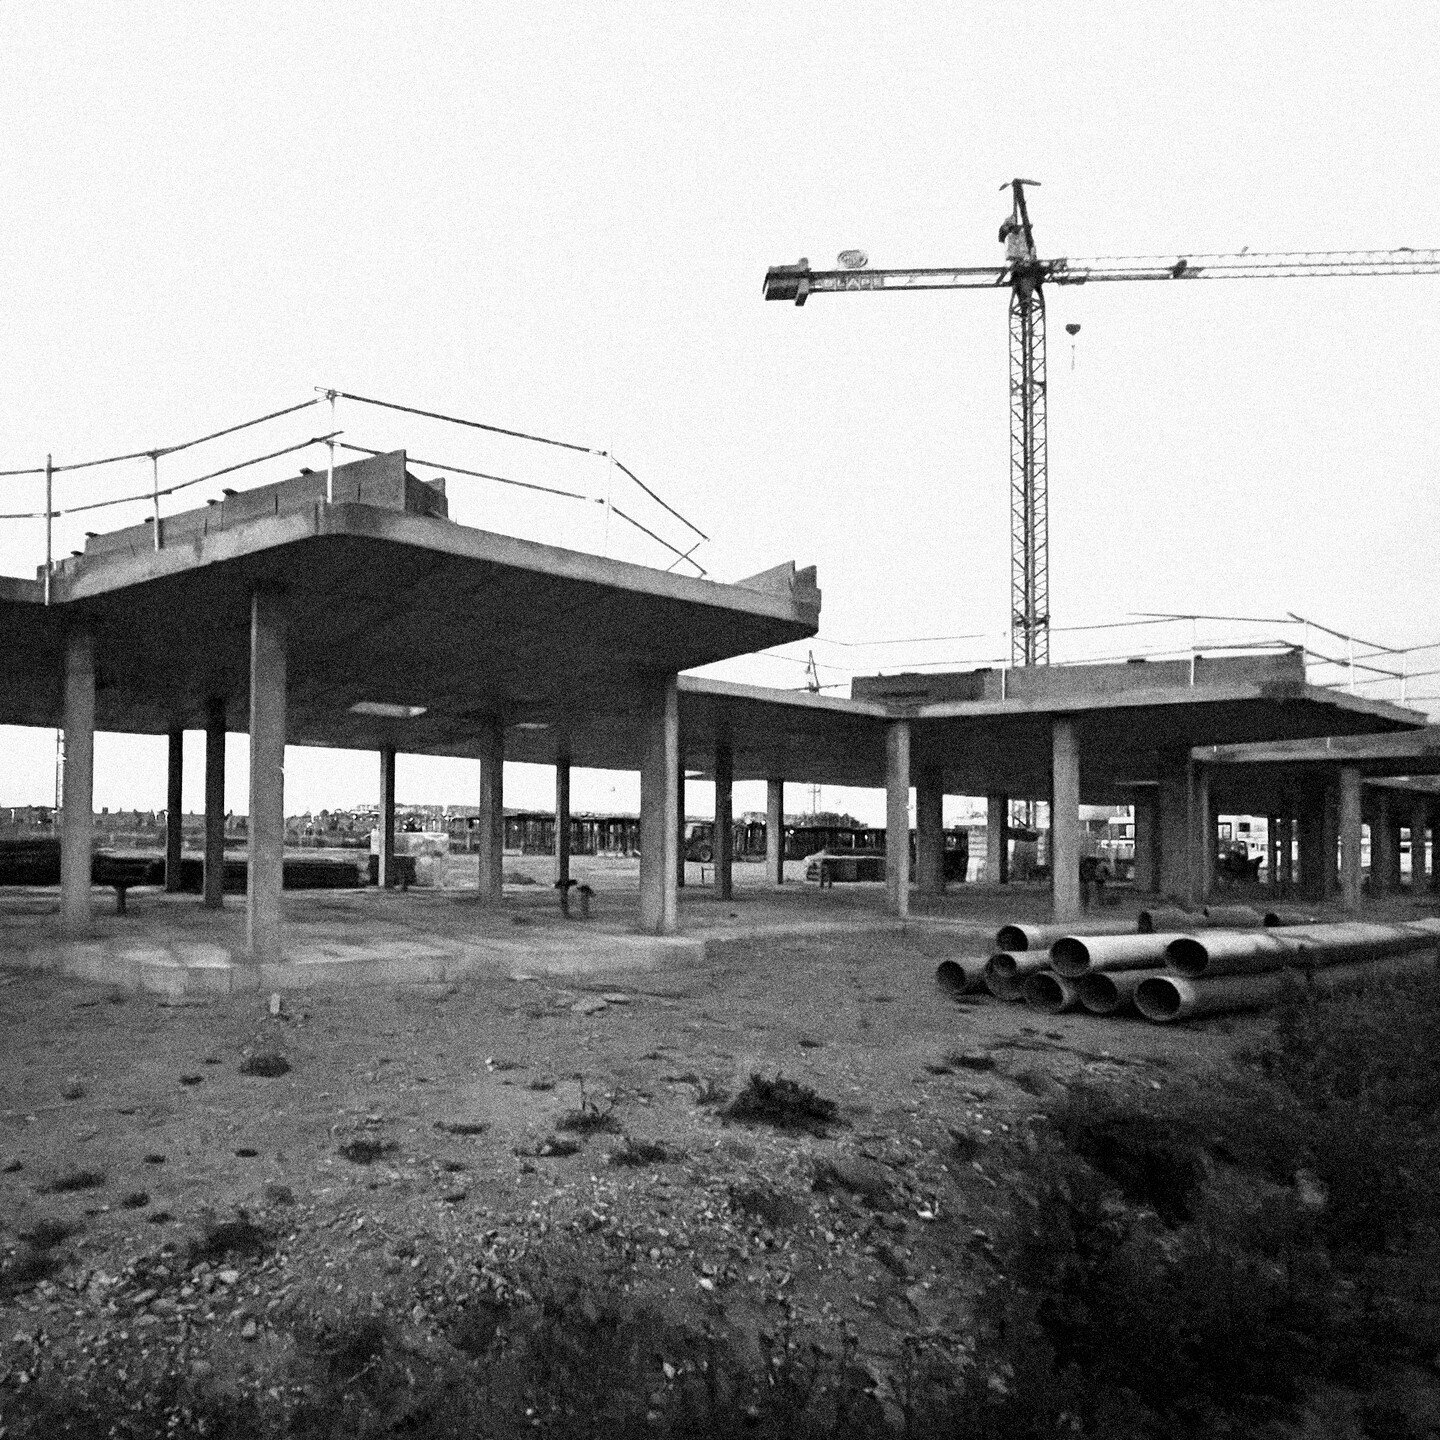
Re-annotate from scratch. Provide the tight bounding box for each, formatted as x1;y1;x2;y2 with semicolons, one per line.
0;925;1256;1428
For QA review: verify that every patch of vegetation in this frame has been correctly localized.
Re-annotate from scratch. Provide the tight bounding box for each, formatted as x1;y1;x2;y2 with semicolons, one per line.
239;1052;291;1077
187;1211;268;1265
119;1191;149;1210
723;1073;839;1137
38;1168;106;1194
729;1181;808;1229
19;1217;79;1249
435;1120;486;1135
607;1137;671;1167
339;1136;398;1164
557;1085;620;1135
0;1244;61;1299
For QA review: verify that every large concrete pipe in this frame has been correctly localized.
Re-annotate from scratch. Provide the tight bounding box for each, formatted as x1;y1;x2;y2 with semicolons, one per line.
1306;950;1438;996
1279;920;1440;969
995;918;1131;952
984;950;1052;1000
935;957;989;995
1201;904;1265;928
1135;971;1298;1023
1023;970;1081;1014
1262;906;1320;927
1165;931;1295;978
1075;968;1166;1016
1050;932;1180;979
1136;905;1200;934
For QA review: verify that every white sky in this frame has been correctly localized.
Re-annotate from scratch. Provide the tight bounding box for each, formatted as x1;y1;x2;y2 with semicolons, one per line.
2;2;1437;826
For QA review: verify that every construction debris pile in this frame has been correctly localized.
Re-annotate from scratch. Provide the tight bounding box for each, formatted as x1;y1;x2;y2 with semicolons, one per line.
937;907;1440;1025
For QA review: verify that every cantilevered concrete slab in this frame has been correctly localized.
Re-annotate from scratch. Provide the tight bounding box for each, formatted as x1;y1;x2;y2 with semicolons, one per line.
0;453;821;751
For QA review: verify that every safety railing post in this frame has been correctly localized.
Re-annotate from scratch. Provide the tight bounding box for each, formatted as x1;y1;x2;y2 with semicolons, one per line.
44;453;53;606
150;453;162;550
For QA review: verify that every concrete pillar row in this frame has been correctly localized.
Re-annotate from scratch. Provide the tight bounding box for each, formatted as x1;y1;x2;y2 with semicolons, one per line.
554;753;571;889
765;777;785;887
914;768;945;896
638;676;680;935
985;793;1009;885
203;698;227;910
1338;766;1363;913
378;746;397;888
476;718;505;904
713;742;733;900
884;721;911;918
246;587;287;964
60;625;95;936
165;729;184;892
1050;718;1081;923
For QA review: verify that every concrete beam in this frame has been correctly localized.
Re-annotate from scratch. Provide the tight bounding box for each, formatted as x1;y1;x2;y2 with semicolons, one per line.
378;746;397;888
555;753;571;889
1051;718;1081;923
639;677;680;934
885;721;910;918
713;742;733;900
476;719;504;903
765;777;784;886
165;728;183;892
246;588;287;964
915;768;945;895
1338;765;1363;913
60;625;95;936
985;793;1009;884
203;697;226;909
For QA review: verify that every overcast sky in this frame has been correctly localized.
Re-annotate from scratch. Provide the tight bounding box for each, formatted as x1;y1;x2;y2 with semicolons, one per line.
2;2;1437;825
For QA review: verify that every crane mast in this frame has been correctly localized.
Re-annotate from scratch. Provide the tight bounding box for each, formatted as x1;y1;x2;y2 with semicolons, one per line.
763;188;1440;670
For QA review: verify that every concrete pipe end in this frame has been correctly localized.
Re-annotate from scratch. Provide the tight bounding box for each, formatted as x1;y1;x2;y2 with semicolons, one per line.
1135;975;1184;1022
1049;936;1092;977
1166;937;1210;978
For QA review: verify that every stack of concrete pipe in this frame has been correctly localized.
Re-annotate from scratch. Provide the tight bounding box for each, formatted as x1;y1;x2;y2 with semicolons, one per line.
936;910;1440;1024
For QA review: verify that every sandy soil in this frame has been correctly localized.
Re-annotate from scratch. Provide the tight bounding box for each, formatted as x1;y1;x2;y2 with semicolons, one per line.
0;925;1253;1426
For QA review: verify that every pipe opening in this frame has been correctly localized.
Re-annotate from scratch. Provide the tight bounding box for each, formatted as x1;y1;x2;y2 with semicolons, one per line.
1166;937;1210;977
1076;972;1121;1014
1049;937;1092;976
935;961;972;995
1023;971;1073;1013
1135;976;1183;1022
988;952;1020;979
995;924;1029;952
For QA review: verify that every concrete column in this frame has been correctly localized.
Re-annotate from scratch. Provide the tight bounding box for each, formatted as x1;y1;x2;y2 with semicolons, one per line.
378;746;397;887
1370;790;1397;894
1265;816;1280;891
1192;765;1214;907
885;720;911;918
165;728;184;892
712;742;733;900
1156;750;1191;901
676;760;686;888
765;777;785;886
1431;803;1440;892
554;753;571;888
1131;792;1157;893
915;769;945;896
1297;784;1325;901
1050;718;1081;923
1277;815;1293;890
1322;781;1340;901
985;793;1009;884
246;588;287;964
1411;800;1428;891
1338;766;1363;913
476;718;505;903
203;697;226;909
60;625;95;936
639;676;680;934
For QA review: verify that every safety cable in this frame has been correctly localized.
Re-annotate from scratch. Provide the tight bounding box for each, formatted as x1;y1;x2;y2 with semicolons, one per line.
337;444;594;503
323;389;596;455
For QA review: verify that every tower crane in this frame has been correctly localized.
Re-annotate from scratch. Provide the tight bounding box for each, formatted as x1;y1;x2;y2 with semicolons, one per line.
764;180;1440;668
